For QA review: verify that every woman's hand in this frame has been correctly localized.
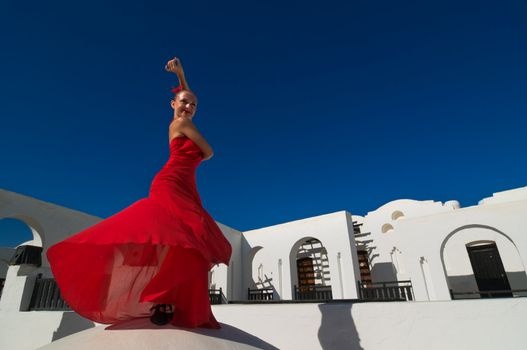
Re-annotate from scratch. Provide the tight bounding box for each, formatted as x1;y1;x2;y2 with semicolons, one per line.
165;56;190;90
165;57;183;74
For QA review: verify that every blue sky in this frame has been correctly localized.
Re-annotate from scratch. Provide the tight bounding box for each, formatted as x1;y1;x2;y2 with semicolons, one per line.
1;0;526;247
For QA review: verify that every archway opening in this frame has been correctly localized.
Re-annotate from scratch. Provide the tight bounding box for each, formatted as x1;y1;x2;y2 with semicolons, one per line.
381;223;394;233
0;217;44;300
441;226;527;299
290;237;332;300
391;210;405;220
0;217;35;248
0;217;43;268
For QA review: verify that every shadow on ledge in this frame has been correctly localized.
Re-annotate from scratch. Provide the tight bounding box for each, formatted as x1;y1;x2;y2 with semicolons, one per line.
52;311;96;341
318;303;363;350
107;318;279;350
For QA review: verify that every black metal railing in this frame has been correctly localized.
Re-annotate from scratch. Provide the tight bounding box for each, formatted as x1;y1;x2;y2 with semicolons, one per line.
294;285;333;301
450;288;527;300
248;288;274;301
358;280;414;301
30;277;227;309
209;288;224;305
29;276;71;311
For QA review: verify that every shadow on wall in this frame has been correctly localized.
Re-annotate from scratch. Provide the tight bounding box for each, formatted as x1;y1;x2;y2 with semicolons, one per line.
107;319;280;349
448;272;527;297
52;312;96;341
370;262;397;282
318;303;363;350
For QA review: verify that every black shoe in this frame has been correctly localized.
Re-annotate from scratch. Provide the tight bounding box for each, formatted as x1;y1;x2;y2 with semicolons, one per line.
150;304;169;325
165;304;174;322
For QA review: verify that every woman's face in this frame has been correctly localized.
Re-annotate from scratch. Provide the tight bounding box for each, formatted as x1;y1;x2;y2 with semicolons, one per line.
171;91;197;119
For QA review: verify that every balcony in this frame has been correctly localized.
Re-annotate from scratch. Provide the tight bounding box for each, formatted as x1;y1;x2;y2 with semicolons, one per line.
294;285;333;301
358;280;414;301
248;288;274;301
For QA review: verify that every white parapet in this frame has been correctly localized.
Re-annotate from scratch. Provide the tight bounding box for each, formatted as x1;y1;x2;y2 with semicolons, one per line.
1;299;526;350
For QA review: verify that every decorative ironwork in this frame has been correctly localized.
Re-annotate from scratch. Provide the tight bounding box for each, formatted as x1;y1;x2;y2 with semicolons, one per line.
248;288;274;301
294;285;333;301
209;288;223;304
29;276;71;311
358;280;414;301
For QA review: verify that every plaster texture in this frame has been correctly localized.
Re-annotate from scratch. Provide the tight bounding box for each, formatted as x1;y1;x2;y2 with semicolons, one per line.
2;300;524;350
354;186;527;301
242;211;361;300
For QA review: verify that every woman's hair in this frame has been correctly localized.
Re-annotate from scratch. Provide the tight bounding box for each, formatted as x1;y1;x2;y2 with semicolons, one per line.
172;87;197;101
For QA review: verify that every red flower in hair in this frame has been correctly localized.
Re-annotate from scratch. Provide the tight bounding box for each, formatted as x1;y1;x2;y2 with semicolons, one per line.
171;85;183;94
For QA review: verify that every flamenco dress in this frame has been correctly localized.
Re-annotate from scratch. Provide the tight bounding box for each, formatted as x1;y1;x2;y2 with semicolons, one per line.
46;136;232;328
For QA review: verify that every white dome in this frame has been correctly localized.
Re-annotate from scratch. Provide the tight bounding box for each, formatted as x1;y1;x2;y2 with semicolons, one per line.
444;200;460;209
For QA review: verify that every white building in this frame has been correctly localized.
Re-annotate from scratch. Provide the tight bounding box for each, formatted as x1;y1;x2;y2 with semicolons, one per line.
1;186;527;349
352;188;527;301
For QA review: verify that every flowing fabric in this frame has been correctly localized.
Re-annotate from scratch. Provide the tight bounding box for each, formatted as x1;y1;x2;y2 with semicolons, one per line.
47;136;232;328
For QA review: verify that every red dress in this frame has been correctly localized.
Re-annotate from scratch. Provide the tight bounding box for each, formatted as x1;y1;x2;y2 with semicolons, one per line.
47;136;232;328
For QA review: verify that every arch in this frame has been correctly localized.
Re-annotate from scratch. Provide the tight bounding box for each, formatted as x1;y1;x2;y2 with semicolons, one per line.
391;210;404;220
289;237;331;295
248;246;263;263
440;225;527;298
381;223;394;233
0;215;44;248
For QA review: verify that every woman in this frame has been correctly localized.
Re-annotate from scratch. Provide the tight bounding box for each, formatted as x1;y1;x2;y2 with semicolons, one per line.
47;57;232;329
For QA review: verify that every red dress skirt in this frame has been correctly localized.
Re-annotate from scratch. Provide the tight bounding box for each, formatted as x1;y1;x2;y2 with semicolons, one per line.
46;136;232;328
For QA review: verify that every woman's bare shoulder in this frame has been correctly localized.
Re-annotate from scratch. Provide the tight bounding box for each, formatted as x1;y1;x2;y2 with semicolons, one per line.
169;118;190;140
171;117;193;128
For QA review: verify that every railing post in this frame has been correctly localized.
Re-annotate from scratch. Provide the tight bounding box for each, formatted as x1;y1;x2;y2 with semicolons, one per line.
357;281;362;300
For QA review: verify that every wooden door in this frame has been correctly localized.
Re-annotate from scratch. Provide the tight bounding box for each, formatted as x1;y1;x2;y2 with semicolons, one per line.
297;257;315;292
357;250;372;286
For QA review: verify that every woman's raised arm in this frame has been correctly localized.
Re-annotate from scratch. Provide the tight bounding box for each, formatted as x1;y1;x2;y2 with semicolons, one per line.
165;57;190;90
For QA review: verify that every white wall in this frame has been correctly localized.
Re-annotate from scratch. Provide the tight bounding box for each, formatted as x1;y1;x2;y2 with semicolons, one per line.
359;199;454;284
0;189;102;312
242;211;360;300
0;310;96;350
4;300;526;350
360;188;527;301
213;299;527;350
479;186;527;205
209;223;243;301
